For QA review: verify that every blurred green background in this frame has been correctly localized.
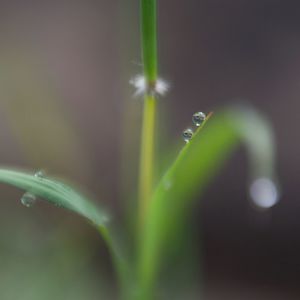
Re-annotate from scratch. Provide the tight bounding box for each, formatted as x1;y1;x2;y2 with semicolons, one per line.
0;0;299;299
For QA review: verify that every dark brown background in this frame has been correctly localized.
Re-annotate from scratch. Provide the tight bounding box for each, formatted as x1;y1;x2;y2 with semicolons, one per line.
0;1;299;299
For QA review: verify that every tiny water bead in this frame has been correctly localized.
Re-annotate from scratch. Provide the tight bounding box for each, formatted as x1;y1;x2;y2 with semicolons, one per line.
21;192;37;208
163;179;173;191
192;112;206;127
21;169;43;207
34;170;45;178
182;128;194;143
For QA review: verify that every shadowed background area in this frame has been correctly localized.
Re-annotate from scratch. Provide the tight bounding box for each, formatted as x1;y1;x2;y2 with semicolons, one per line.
0;0;299;299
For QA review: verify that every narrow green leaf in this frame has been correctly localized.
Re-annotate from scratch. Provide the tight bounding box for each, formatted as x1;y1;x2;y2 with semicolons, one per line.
0;169;109;227
138;107;278;296
0;168;131;297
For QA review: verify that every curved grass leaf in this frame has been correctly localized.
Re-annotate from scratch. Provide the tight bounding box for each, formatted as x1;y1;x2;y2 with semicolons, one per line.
0;168;131;297
138;107;277;296
0;169;109;227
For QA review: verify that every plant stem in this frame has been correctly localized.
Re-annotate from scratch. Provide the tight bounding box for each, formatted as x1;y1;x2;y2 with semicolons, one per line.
138;0;158;226
136;1;159;299
138;94;156;225
99;225;132;300
141;0;157;82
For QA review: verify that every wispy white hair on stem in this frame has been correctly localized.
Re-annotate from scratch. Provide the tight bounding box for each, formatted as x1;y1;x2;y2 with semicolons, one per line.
130;75;169;97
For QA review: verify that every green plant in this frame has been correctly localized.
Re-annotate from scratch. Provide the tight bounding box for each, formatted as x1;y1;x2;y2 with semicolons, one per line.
0;1;278;299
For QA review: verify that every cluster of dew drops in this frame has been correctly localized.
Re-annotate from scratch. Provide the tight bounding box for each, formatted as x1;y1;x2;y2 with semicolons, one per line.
20;170;44;208
182;112;206;143
20;113;207;208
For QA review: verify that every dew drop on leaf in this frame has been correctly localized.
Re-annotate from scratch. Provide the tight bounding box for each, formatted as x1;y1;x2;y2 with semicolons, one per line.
192;112;206;127
21;192;37;208
182;128;194;143
163;179;173;191
34;170;45;178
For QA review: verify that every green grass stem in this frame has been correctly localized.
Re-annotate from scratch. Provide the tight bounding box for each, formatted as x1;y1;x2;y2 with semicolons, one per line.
138;0;159;226
141;0;158;82
138;95;156;225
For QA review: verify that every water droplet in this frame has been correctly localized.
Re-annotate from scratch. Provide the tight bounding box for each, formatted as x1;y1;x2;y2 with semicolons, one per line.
163;179;173;191
249;178;279;209
34;170;45;178
182;128;194;143
192;112;206;126
21;192;37;208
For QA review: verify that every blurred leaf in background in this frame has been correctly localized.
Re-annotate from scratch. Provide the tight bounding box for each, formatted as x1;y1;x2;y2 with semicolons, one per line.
0;49;92;181
0;216;115;300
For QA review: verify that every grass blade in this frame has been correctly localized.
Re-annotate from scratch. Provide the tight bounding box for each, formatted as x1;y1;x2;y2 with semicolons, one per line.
138;107;278;297
0;168;109;227
0;168;133;298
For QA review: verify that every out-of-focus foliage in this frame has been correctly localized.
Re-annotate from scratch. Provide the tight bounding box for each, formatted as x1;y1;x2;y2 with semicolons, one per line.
0;217;114;300
138;107;277;297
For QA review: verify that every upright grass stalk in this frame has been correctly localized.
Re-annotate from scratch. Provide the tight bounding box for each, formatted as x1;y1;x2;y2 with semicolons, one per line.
136;1;160;299
141;0;157;81
138;0;158;226
138;95;156;225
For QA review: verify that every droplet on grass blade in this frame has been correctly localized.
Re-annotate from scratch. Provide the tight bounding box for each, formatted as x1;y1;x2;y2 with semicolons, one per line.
182;128;194;143
192;112;206;127
20;170;45;208
34;170;45;178
21;192;37;208
163;179;173;191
